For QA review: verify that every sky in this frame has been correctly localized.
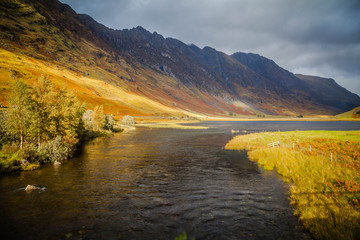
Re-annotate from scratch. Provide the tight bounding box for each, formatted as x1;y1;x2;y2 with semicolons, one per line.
60;0;360;95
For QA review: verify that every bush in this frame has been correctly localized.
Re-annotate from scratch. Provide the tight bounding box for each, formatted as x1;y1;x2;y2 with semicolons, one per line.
21;163;40;171
43;136;73;162
1;143;19;155
121;115;135;125
21;143;41;162
103;114;114;131
0;150;21;173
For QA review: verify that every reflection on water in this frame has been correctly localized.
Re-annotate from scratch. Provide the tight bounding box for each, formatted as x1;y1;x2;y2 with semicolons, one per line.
1;121;359;239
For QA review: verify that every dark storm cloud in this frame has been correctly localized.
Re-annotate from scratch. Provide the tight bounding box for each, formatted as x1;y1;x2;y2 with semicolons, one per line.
60;0;360;95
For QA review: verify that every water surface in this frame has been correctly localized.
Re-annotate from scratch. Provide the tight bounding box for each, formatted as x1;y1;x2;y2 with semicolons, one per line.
1;121;359;239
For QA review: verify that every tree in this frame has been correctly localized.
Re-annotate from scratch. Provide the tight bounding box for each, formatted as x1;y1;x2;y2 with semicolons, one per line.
121;115;135;125
103;114;115;131
30;75;54;150
50;87;84;143
6;80;32;149
4;76;87;164
92;105;105;131
82;109;94;130
0;110;10;147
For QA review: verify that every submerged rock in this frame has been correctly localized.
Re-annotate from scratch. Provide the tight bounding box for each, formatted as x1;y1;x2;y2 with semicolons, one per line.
24;185;46;192
25;185;39;191
54;160;62;166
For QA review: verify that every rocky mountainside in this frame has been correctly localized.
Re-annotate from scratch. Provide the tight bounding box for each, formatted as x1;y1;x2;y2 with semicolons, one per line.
0;0;359;117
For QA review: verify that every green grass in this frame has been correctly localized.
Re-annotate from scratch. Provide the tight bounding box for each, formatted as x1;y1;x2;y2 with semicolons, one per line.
0;151;20;173
225;130;360;240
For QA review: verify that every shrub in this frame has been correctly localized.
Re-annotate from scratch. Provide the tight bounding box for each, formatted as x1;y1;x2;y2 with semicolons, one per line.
43;136;72;162
1;143;19;155
21;143;42;162
103;114;114;131
121;115;135;125
21;163;40;171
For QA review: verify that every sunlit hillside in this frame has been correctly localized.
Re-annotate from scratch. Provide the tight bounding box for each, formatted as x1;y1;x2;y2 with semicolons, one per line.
0;0;359;118
0;48;196;118
335;106;360;119
0;0;258;118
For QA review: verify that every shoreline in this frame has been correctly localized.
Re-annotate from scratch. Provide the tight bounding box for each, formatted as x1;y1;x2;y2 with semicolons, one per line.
225;130;360;240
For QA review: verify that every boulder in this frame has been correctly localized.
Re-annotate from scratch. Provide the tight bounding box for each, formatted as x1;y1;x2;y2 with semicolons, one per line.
25;185;39;191
54;160;62;166
24;185;46;192
20;159;29;166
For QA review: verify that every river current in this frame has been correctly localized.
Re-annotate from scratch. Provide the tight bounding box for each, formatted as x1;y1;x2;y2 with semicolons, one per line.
1;121;360;239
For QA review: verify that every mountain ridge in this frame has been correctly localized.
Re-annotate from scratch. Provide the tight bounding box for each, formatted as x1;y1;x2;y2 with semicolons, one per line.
0;0;359;117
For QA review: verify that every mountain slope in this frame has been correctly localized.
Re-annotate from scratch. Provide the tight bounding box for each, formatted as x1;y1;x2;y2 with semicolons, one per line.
296;74;360;112
232;52;360;114
0;0;359;117
77;13;360;115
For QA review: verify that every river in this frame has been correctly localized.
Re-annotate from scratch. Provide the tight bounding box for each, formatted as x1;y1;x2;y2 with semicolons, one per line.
1;121;360;239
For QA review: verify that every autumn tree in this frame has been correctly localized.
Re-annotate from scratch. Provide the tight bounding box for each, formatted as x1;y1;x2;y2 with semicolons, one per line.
3;75;112;164
30;75;55;150
92;105;105;131
0;110;8;147
50;87;84;144
6;80;32;149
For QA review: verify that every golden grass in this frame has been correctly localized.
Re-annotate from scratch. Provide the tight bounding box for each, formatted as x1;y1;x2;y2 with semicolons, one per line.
225;131;360;240
0;48;187;117
335;106;360;119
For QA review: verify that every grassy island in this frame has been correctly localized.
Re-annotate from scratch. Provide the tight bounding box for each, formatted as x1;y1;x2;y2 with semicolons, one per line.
225;130;360;240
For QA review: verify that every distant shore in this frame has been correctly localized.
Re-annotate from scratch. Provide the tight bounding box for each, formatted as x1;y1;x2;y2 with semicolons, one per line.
134;116;360;125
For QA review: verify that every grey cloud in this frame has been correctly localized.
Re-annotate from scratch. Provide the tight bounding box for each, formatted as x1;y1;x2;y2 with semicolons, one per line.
60;0;360;95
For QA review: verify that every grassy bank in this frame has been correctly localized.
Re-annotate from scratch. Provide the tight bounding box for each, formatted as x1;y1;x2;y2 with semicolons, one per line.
225;130;360;240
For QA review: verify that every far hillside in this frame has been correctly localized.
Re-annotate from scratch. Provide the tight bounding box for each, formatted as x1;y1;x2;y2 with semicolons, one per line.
335;106;360;119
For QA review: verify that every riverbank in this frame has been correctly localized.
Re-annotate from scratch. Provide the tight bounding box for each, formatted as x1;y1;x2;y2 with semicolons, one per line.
0;129;118;174
225;130;360;240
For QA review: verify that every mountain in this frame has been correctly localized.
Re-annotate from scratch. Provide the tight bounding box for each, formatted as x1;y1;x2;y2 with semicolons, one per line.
232;52;360;114
295;74;360;112
0;0;359;117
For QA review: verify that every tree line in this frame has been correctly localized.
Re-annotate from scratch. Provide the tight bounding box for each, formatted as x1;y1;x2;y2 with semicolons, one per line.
0;76;116;172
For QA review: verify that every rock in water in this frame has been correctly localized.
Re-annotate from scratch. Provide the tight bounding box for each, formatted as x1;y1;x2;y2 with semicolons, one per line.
25;185;39;191
24;185;46;192
54;160;61;166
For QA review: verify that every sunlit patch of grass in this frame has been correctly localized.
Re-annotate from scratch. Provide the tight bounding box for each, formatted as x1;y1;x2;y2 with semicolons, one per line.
0;151;20;173
20;162;40;171
335;106;360;119
225;130;360;240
